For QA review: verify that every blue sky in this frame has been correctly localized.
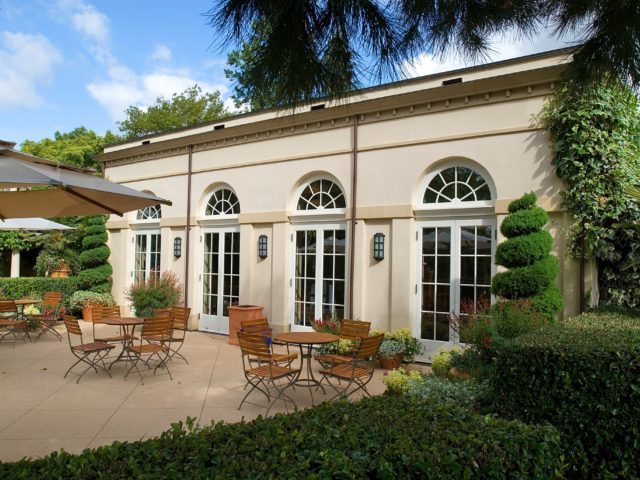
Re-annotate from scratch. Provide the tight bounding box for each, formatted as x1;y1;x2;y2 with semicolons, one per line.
1;1;577;146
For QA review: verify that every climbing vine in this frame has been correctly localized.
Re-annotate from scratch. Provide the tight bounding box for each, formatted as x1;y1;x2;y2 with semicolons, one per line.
544;83;640;306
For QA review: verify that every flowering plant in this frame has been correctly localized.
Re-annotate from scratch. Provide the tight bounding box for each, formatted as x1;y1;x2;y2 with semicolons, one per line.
371;327;422;363
378;338;404;358
311;318;341;335
382;368;424;394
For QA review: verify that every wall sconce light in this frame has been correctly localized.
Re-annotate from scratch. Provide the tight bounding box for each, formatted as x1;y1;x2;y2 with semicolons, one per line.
373;233;385;261
173;237;182;258
258;234;268;259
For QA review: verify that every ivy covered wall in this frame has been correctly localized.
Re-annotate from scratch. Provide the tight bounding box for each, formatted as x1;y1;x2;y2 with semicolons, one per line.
544;83;640;307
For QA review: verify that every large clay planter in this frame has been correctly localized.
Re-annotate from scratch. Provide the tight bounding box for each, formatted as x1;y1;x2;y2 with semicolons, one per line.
227;305;264;346
82;306;95;322
378;354;402;370
50;260;70;278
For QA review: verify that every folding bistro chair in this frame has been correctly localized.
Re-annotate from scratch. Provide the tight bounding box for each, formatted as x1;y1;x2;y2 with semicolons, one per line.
0;300;30;345
33;291;63;341
63;315;115;383
147;306;191;364
240;318;297;366
92;305;132;344
237;331;300;416
319;333;384;400
315;319;371;368
125;315;173;384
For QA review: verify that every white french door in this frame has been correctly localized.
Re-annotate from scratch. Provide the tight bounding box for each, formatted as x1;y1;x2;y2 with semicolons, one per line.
417;218;495;359
132;231;161;284
200;228;240;334
291;224;347;331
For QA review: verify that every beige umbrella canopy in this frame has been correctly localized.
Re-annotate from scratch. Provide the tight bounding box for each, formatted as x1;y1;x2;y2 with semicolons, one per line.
0;141;171;219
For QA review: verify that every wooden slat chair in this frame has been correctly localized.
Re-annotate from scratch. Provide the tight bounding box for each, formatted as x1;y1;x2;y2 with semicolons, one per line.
125;315;174;385
319;333;384;401
147;306;191;364
240;318;297;366
237;331;300;416
91;305;134;344
63;315;115;383
0;300;30;346
33;291;63;341
315;319;371;367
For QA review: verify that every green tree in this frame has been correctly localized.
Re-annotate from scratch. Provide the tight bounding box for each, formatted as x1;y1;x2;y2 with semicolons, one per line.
544;83;640;307
207;1;640;108
21;127;119;172
225;20;355;111
77;216;112;294
117;85;229;139
491;192;563;321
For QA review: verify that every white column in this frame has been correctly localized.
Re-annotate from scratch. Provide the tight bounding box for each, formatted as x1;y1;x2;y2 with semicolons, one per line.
10;249;20;277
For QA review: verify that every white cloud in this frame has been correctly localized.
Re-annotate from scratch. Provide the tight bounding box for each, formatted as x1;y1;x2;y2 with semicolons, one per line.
88;72;229;122
151;45;172;63
0;31;63;110
406;28;579;77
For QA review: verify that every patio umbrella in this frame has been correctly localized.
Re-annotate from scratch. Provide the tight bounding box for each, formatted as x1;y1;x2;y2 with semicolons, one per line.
0;218;74;230
0;142;171;219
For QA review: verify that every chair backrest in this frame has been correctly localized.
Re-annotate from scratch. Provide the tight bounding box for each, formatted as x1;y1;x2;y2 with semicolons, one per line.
102;306;121;319
63;315;83;344
91;305;121;325
238;331;271;359
240;317;272;336
354;333;384;361
43;291;63;309
0;300;17;315
141;316;173;339
340;320;371;340
171;306;191;330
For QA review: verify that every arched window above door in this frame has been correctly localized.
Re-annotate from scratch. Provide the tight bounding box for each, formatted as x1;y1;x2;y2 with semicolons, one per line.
297;179;346;211
205;188;240;216
136;204;162;220
421;166;492;208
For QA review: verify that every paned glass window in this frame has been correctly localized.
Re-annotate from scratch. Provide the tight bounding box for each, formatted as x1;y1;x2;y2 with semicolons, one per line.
423;167;491;204
137;204;161;220
297;179;346;210
205;189;240;215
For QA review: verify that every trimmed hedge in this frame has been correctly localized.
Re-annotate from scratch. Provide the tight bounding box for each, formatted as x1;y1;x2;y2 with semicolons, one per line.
488;312;640;478
79;216;111;293
495;230;553;268
500;206;548;238
0;277;78;305
507;191;537;213
491;255;559;298
0;395;564;479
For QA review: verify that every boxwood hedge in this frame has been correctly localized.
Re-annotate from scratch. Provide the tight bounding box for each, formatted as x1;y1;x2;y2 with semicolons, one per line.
0;277;78;305
0;395;564;479
488;311;640;478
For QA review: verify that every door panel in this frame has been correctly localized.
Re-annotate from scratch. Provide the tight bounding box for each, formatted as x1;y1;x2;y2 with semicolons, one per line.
133;232;160;285
292;226;346;331
200;229;240;333
418;220;495;360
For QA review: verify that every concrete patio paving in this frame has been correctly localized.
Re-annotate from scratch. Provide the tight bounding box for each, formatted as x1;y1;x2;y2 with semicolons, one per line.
0;321;391;463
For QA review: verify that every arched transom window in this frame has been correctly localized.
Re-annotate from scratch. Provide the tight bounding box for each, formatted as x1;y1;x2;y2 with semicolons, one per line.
297;179;345;210
423;166;491;205
137;204;162;220
205;188;240;215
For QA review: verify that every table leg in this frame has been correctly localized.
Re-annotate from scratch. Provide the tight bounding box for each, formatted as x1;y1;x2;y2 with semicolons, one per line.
291;343;326;406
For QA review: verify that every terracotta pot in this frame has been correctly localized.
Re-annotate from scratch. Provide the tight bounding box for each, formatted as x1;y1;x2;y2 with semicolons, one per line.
82;306;94;322
378;354;402;370
449;367;472;380
50;260;70;278
227;305;264;346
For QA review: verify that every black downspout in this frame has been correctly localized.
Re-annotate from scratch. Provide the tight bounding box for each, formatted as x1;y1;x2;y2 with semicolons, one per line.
348;116;358;319
184;145;193;308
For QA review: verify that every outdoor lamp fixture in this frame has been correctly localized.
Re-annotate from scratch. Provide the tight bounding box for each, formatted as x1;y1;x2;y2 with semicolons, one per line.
373;233;385;261
173;237;182;258
258;234;268;259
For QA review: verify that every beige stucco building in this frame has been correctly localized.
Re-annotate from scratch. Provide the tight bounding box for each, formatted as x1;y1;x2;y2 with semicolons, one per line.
101;48;583;359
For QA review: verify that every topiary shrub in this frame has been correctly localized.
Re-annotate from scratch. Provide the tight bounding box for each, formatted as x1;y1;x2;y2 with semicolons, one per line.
488;311;640;478
492;192;563;321
77;216;112;293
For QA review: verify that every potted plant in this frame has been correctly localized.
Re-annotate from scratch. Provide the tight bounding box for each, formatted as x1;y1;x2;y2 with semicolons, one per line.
33;230;78;277
372;328;423;363
378;338;404;370
125;271;183;318
67;291;115;321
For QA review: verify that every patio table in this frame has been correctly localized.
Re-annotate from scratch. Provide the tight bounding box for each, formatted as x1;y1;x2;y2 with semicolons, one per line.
13;298;40;320
103;317;144;368
274;331;339;405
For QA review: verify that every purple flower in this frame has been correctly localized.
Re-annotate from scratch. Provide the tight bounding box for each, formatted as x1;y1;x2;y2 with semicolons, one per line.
383;370;389;376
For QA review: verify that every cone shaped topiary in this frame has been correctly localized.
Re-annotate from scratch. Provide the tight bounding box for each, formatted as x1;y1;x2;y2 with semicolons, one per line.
492;192;563;321
77;215;112;293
